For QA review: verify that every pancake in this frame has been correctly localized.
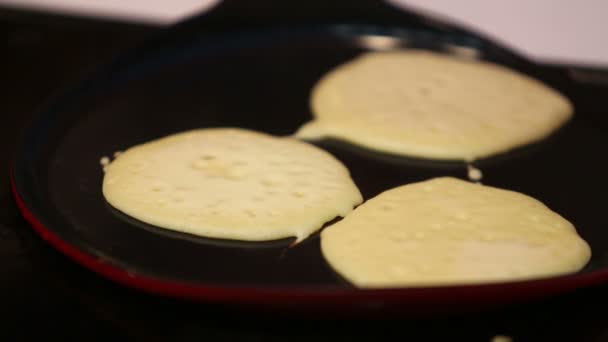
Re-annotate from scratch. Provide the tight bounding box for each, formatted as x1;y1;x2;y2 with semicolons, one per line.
103;128;363;242
321;177;590;287
296;50;573;161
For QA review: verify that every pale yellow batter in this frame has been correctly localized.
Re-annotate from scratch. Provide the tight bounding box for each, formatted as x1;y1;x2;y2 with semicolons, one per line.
103;128;362;242
321;177;590;288
296;50;573;161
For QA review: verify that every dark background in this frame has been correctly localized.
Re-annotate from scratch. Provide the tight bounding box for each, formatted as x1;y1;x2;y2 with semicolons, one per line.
1;6;608;341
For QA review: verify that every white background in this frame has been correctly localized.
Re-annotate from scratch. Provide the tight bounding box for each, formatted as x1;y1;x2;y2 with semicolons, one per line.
1;0;606;67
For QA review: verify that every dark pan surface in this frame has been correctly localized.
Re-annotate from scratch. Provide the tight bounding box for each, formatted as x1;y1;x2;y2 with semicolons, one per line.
11;21;608;310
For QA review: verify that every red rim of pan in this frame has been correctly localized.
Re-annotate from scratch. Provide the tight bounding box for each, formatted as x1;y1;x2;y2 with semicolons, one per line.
10;169;608;312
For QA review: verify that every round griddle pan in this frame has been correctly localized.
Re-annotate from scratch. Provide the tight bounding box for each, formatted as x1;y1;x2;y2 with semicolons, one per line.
11;0;608;313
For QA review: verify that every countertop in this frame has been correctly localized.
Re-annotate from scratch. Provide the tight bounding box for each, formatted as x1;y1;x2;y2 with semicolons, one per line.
1;0;607;67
